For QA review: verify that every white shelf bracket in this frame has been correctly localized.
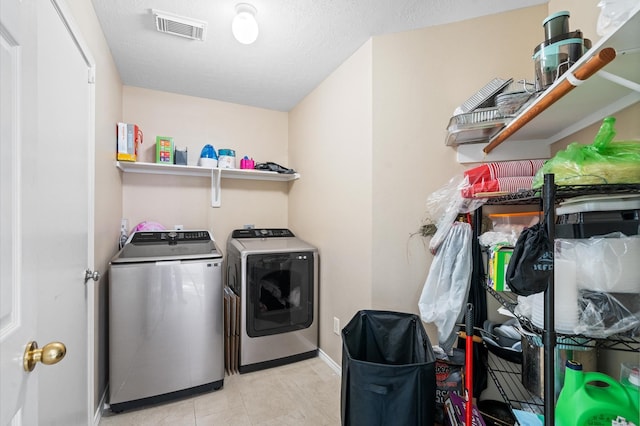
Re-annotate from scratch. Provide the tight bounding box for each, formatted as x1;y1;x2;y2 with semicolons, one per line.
597;70;640;93
210;168;221;208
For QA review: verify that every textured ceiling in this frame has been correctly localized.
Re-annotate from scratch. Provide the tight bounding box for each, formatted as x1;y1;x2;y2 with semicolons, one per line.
91;0;546;111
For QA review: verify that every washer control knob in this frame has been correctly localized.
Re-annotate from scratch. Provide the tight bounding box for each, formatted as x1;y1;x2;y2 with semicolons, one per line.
167;231;178;245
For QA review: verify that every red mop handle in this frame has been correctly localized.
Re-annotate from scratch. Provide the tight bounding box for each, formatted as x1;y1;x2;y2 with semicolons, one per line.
465;303;474;426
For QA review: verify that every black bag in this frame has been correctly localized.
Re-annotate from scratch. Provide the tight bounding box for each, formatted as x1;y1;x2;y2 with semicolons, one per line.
505;223;553;296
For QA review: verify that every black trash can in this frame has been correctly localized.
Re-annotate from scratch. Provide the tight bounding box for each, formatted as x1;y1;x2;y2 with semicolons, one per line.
341;310;437;426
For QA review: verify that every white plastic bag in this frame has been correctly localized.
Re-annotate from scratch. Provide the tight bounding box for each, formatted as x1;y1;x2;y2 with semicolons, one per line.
576;292;639;338
424;175;485;254
554;234;639;295
597;0;636;36
419;222;472;353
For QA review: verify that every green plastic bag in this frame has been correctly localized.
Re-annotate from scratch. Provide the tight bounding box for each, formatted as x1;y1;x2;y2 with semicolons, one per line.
533;117;640;188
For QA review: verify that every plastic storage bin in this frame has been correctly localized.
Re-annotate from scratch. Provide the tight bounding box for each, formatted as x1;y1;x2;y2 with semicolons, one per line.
341;310;436;426
489;211;541;235
556;195;640;238
556;213;639;237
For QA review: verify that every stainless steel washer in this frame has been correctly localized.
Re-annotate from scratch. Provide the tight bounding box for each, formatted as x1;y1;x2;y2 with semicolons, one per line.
109;230;224;412
226;228;318;373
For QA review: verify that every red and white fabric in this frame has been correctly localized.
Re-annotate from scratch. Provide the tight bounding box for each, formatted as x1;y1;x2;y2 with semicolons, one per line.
464;159;546;185
462;176;535;198
461;159;546;198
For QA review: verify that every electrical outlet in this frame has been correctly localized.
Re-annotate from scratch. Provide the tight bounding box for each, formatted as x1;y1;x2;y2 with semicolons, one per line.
333;317;340;335
120;218;128;232
174;224;184;230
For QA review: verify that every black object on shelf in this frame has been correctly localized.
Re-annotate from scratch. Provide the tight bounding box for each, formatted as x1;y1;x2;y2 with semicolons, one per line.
254;161;296;174
477;399;517;426
555;207;640;238
556;220;639;238
340;310;436;426
483;334;523;365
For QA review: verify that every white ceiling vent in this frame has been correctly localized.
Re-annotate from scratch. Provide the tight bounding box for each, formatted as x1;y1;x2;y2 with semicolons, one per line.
152;9;207;41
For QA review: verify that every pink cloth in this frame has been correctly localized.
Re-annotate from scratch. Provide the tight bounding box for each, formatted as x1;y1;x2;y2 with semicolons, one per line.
131;221;166;233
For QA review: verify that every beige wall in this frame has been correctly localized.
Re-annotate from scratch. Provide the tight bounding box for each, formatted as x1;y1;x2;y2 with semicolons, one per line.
549;0;599;42
551;104;640;154
371;5;547;333
121;87;290;249
289;40;374;363
65;0;124;414
288;0;636;366
289;5;549;363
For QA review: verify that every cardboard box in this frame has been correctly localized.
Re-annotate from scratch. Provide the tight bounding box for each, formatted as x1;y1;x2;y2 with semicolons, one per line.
155;136;174;164
116;123;142;161
488;244;513;291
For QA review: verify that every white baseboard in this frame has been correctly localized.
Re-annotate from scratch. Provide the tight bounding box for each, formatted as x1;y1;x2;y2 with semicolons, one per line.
318;349;341;376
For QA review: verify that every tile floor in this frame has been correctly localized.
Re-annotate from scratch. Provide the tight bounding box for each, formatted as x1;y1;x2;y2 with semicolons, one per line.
99;357;342;426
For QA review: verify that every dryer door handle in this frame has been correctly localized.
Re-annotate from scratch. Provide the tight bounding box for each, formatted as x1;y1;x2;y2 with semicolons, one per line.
259;255;293;264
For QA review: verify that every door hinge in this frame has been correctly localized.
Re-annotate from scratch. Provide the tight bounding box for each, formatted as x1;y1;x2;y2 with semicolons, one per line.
84;269;100;283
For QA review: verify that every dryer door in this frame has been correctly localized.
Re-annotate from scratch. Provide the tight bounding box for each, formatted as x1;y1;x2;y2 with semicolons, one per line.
246;252;314;337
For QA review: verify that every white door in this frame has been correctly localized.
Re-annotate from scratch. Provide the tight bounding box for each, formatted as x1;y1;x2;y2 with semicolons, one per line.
1;0;40;423
0;0;93;424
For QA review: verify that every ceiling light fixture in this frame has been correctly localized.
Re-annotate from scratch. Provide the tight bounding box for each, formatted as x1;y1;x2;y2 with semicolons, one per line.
232;3;259;45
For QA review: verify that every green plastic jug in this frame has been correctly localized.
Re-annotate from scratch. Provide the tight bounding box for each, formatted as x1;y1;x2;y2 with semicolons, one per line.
556;360;640;426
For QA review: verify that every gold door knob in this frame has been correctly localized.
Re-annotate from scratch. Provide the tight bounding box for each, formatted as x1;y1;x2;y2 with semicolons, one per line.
23;341;66;372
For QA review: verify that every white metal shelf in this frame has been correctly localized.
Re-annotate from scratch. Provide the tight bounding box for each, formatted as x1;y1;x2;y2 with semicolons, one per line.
456;4;640;163
116;161;299;207
478;181;640;425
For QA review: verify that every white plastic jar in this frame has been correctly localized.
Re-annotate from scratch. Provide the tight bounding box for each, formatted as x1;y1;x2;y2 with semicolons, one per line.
217;149;236;168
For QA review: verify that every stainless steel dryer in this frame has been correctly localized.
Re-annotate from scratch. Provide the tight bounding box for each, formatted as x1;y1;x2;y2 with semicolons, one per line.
226;228;318;373
109;230;224;412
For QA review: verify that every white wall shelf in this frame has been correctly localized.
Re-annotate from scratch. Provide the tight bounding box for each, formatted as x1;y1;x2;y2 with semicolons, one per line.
455;4;640;164
116;161;300;181
116;161;299;207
